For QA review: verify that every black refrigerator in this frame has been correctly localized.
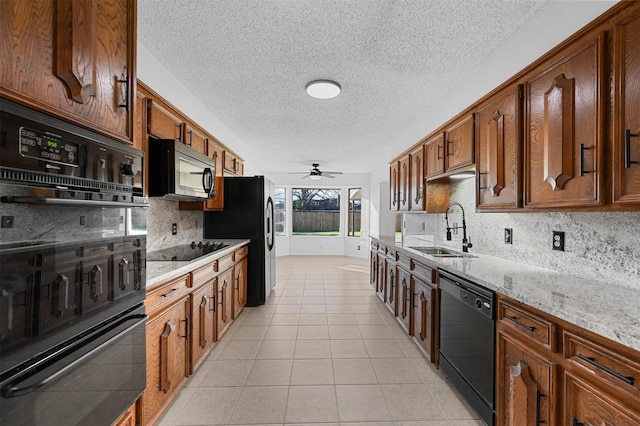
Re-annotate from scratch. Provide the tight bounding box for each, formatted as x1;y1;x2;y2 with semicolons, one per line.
204;176;276;306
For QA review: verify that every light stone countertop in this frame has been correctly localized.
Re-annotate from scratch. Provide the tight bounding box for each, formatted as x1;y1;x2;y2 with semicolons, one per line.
373;236;640;352
146;239;250;289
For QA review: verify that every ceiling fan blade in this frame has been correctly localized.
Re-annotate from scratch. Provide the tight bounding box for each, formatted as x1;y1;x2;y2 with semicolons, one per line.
323;171;343;175
288;171;312;174
323;174;336;178
301;174;310;179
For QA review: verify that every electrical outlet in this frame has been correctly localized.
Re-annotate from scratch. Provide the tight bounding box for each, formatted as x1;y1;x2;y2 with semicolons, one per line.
552;231;565;251
172;223;178;235
357;245;361;251
80;215;86;226
504;228;513;244
1;216;14;228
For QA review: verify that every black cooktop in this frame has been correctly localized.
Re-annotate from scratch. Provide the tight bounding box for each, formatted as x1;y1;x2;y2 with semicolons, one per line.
147;240;229;261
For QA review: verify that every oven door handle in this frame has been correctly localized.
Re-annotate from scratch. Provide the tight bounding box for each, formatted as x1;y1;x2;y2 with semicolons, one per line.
0;314;147;398
1;196;149;208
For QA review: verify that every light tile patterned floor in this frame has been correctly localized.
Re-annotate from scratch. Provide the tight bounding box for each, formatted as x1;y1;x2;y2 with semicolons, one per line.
157;255;483;426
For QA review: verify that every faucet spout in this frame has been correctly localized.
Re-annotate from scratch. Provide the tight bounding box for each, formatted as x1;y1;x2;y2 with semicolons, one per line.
445;202;473;252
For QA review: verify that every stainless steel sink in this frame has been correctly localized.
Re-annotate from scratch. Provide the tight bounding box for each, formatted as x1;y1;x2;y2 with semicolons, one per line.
408;246;476;258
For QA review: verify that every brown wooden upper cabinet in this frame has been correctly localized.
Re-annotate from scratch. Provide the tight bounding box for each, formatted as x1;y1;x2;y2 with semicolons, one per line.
475;85;523;210
523;33;605;209
425;133;446;178
389;161;400;210
0;0;136;145
184;124;208;155
147;99;183;141
613;7;640;205
398;155;410;211
408;145;425;211
223;151;243;176
444;115;475;172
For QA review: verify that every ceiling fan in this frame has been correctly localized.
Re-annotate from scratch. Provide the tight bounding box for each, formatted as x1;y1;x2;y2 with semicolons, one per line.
289;163;343;180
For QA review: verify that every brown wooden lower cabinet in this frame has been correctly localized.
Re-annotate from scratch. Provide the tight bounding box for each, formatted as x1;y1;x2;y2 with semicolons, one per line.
216;267;234;339
412;277;436;362
140;244;249;425
496;327;556;426
142;275;191;424
496;293;640;426
563;371;640;426
190;280;216;372
233;255;248;319
112;402;136;426
396;266;413;334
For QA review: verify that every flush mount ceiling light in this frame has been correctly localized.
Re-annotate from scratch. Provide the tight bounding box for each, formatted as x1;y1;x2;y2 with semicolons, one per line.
309;174;322;181
306;80;341;99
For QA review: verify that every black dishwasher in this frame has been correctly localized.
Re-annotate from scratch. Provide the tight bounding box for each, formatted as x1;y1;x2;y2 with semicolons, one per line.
438;270;495;426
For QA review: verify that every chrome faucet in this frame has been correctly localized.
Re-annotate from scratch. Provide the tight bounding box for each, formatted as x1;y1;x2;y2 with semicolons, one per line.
445;202;473;252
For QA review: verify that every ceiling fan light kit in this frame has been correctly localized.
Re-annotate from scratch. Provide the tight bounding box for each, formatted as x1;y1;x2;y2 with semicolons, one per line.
306;80;341;99
289;163;344;180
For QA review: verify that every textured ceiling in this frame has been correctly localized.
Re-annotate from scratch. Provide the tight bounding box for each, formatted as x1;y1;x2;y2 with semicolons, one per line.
137;0;552;175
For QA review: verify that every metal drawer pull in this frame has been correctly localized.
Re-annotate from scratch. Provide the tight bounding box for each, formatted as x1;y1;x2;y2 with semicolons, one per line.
161;288;177;297
579;144;592;176
535;390;544;425
505;315;536;332
576;353;635;385
571;418;583;426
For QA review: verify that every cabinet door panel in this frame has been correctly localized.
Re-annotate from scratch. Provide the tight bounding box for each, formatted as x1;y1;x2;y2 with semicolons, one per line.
390;162;400;210
564;372;640;426
409;145;425;211
476;86;522;210
147;99;182;140
496;329;555;426
425;134;445;178
398;156;410;211
613;8;640;204
191;282;215;370
216;269;234;338
184;124;208;155
445;115;475;171
397;268;412;333
385;261;397;316
0;0;134;144
524;34;605;208
232;258;247;319
144;296;189;424
412;280;435;362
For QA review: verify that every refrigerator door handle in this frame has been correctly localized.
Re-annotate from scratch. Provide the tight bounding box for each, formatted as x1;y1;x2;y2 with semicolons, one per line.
266;196;275;251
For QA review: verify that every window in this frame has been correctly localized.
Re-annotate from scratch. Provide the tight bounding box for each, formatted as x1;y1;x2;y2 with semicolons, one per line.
292;188;340;236
274;187;286;236
348;188;361;237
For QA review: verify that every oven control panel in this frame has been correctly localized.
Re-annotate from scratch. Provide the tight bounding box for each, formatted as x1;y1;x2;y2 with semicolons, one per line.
19;127;80;167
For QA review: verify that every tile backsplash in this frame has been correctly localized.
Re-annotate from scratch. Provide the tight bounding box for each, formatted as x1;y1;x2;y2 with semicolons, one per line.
403;178;640;289
147;199;203;252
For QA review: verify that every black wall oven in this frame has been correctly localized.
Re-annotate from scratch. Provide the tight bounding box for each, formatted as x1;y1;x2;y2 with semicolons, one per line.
438;270;495;426
0;100;148;425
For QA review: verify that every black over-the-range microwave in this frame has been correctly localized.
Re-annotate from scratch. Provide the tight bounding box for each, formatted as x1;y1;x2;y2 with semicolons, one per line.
148;138;216;201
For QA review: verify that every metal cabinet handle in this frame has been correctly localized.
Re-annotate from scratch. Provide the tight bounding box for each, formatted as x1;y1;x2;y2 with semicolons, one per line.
576;353;635;385
579;144;592;176
446;140;453;156
117;73;129;111
181;317;189;340
437;145;443;160
625;129;638;169
535;390;544;425
161;288;178;298
571;417;584;426
505;315;536;332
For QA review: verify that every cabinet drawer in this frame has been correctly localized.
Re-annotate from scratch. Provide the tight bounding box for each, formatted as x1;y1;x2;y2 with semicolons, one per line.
564;330;640;397
146;274;190;314
234;245;248;260
397;252;411;270
498;300;558;352
411;260;435;283
192;260;219;287
218;253;235;273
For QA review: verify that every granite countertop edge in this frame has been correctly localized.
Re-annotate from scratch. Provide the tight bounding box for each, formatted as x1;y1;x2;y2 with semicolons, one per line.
372;236;640;352
145;239;251;288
